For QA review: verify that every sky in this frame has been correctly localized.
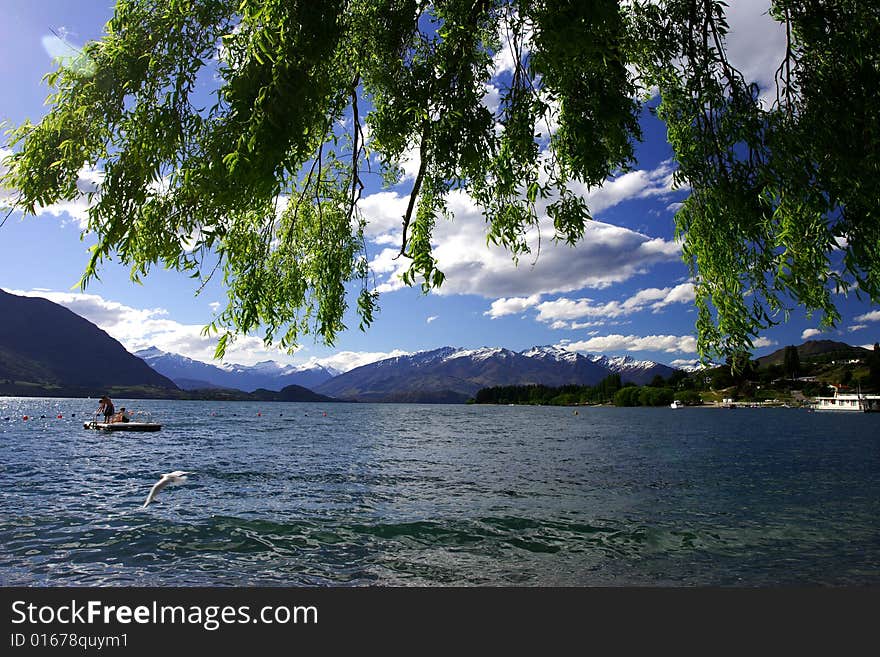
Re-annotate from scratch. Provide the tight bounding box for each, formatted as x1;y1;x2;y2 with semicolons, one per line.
1;0;878;373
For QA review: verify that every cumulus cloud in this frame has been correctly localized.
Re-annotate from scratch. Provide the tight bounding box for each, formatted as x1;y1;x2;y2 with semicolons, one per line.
569;160;679;215
358;191;409;239
562;333;698;354
801;328;823;340
752;337;777;349
426;315;438;324
848;324;867;333
723;1;787;104
484;294;542;318
854;310;880;323
534;283;694;323
367;187;681;299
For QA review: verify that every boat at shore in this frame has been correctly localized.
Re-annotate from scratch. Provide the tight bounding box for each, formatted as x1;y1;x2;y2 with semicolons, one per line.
83;420;162;432
812;386;880;412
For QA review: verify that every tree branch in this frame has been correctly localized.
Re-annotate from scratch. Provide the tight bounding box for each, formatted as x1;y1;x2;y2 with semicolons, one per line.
397;129;428;259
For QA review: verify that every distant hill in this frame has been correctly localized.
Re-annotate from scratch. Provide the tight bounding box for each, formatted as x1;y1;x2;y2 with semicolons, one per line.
0;289;178;392
135;346;338;392
756;340;870;368
250;384;336;402
314;346;678;403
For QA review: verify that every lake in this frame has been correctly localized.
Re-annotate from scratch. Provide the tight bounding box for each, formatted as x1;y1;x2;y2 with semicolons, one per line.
1;397;878;586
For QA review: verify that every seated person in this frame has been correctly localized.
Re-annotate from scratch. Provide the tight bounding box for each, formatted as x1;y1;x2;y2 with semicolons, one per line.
111;407;131;423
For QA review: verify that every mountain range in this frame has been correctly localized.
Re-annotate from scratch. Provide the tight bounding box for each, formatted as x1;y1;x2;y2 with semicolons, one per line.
135;346;338;392
130;344;676;402
311;345;677;403
27;289;875;404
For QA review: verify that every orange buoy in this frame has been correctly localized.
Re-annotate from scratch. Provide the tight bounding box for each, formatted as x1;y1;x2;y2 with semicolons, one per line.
57;414;63;419
22;415;28;421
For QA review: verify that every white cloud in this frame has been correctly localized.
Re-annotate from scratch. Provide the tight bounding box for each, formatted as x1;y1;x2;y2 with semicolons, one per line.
482;82;502;114
367;188;681;299
854;310;880;323
801;328;823;340
570;160;679;215
301;349;411;373
670;358;701;368
484;294;541;318
426;315;438;324
752;337;777;348
848;324;867;333
534;283;694;323
652;283;695;310
562;333;698;354
492;15;534;78
41;32;96;77
41;33;80;65
723;1;787;106
358;191;409;239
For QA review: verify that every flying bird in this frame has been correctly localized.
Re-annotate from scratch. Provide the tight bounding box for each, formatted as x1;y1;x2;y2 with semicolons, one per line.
143;470;193;508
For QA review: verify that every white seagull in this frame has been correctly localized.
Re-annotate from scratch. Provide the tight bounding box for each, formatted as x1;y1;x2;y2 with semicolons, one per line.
143;470;193;508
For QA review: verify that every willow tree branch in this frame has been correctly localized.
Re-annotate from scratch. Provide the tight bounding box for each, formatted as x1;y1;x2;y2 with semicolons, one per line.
397;127;428;259
348;72;364;221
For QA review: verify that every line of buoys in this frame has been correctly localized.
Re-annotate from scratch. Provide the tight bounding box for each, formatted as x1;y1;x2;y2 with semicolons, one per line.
4;413;76;421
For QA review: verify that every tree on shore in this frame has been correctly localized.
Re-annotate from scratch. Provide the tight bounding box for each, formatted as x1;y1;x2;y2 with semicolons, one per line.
783;345;800;380
869;343;880;390
3;1;878;360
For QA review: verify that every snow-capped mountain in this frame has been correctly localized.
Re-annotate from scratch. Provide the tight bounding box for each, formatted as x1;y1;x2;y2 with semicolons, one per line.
136;344;679;401
135;347;339;392
314;345;678;402
585;354;677;383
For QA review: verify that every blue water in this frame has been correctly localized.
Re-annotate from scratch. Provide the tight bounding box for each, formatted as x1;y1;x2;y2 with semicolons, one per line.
1;397;878;586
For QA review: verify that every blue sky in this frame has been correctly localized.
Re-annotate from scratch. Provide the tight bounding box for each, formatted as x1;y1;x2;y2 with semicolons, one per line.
1;1;878;372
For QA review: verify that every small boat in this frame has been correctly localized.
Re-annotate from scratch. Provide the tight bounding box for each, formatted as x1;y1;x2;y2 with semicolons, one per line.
84;420;162;432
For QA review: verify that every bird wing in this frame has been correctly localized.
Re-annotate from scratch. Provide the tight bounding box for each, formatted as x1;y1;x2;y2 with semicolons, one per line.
143;476;171;507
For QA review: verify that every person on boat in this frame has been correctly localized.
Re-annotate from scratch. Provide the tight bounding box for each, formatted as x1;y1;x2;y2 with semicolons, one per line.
111;407;131;423
97;396;115;423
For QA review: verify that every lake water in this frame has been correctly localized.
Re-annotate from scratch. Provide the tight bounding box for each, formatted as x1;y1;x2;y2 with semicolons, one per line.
1;397;878;586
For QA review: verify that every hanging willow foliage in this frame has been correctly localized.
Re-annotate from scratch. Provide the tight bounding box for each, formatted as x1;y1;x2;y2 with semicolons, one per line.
2;0;878;361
